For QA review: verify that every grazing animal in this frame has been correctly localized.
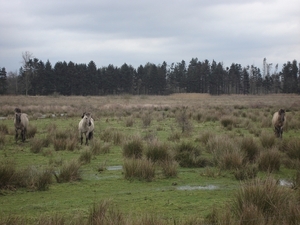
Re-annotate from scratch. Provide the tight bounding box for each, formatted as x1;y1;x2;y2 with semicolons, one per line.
272;109;286;138
14;108;29;142
78;112;94;145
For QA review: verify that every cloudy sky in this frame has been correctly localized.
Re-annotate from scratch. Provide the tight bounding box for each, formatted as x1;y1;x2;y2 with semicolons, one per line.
1;0;299;73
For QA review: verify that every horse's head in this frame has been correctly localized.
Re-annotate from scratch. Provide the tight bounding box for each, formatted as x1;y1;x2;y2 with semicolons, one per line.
82;112;92;126
15;112;21;124
278;109;285;123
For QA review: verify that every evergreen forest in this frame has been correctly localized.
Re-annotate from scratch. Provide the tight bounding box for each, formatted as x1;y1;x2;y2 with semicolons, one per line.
1;56;299;96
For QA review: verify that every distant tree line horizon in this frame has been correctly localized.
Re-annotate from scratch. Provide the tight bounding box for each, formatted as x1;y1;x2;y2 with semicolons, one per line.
0;53;299;96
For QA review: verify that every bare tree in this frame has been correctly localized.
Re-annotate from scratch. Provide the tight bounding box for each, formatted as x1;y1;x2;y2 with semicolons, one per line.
21;51;33;96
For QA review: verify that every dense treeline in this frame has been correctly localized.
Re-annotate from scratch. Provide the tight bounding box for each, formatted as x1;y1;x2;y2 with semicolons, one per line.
1;57;299;95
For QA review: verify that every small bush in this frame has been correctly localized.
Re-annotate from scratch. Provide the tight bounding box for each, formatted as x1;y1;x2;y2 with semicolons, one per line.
88;199;125;225
167;131;181;142
123;137;144;159
30;137;44;153
145;141;171;163
26;125;37;139
220;116;235;129
174;142;209;168
0;159;16;188
232;177;300;224
78;149;92;164
141;112;152;127
123;158;155;181
260;130;276;148
196;131;215;145
0;123;8;134
161;159;178;178
234;164;258;180
176;107;192;133
284;138;300;160
58;159;81;182
258;148;281;172
0;132;5;147
53;138;67;151
241;136;260;163
125;116;134;127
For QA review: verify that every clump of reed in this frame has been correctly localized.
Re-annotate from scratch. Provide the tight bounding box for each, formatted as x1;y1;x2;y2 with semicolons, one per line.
240;136;260;163
90;139;110;155
207;135;243;170
174;141;209;168
176;107;193;134
258;148;281;172
78;148;92;164
231;177;300;224
123;158;155;181
30;137;50;153
26;124;37;139
260;130;276;148
122;136;144;159
55;159;81;183
88;199;126;225
0;159;53;191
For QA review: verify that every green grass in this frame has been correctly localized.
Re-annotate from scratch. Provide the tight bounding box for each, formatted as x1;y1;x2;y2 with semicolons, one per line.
0;94;300;224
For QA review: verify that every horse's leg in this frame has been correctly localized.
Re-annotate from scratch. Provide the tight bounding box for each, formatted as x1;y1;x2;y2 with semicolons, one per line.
85;132;89;145
80;133;83;145
21;129;24;142
15;129;18;143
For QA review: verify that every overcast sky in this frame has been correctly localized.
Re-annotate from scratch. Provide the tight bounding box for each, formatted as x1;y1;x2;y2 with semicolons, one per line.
1;0;299;73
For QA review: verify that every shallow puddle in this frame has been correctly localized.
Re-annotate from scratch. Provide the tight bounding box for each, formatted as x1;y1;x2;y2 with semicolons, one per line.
107;165;123;171
176;185;218;191
279;179;293;187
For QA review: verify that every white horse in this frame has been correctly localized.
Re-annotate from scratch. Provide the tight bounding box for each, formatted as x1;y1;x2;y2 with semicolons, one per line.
14;108;29;142
272;109;286;138
78;112;94;145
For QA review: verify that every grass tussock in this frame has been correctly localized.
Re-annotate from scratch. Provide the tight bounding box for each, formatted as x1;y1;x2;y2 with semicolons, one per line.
123;137;144;159
260;130;276;148
241;136;260;163
88;199;126;225
174;142;209;168
231;177;300;225
123;158;155;181
258;148;281;172
78;149;92;164
56;159;81;183
26;124;37;139
145;140;171;163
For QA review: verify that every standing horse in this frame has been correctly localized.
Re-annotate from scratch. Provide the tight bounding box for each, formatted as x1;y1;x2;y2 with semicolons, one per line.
272;109;286;138
78;112;94;145
14;108;29;142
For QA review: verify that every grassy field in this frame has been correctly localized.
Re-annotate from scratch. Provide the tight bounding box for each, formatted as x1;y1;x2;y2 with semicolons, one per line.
1;94;300;224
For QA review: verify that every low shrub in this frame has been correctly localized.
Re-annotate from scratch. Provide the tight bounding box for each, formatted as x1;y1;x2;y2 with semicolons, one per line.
57;159;81;182
234;164;258;180
26;124;37;139
141;112;152;127
123;158;155;181
174;142;209;168
241;136;260;163
145;140;171;163
284;138;300;160
123;137;144;159
125;116;134;127
0;123;8;134
88;199;125;225
161;159;178;178
0;159;16;188
260;130;276;148
232;177;300;224
258;148;281;172
78;149;92;164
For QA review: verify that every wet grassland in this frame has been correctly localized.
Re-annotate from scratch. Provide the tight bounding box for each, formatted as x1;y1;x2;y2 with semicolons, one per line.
1;94;300;224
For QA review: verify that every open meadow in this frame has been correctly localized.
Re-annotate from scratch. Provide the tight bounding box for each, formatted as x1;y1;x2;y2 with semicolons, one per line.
1;94;300;224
